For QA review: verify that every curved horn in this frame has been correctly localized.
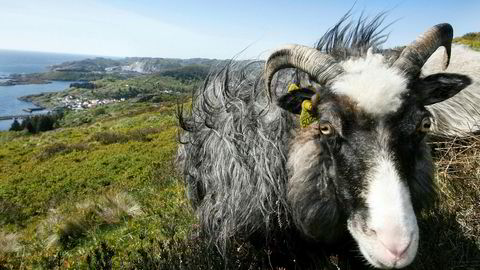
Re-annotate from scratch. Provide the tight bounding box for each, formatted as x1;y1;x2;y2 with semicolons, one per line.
393;23;453;78
264;44;343;99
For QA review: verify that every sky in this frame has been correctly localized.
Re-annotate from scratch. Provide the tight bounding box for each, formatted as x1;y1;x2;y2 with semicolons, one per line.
0;0;479;59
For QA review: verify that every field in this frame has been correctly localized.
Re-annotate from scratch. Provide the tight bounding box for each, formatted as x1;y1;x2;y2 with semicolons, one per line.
0;101;479;269
0;102;197;268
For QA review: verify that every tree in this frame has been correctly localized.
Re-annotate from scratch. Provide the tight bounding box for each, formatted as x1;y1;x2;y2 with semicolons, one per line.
9;119;23;131
23;117;35;133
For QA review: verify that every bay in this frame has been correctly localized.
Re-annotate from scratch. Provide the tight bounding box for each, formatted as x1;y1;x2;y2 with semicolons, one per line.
0;49;90;130
0;81;73;130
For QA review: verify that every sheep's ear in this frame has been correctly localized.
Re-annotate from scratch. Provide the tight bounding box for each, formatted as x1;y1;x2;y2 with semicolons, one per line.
277;88;315;114
414;73;472;105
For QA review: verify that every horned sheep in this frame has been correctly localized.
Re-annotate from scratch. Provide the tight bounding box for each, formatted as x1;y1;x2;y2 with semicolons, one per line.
177;15;478;269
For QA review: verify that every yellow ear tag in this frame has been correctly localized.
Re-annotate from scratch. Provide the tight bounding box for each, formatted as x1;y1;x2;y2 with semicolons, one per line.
288;83;300;92
300;100;315;128
287;83;317;128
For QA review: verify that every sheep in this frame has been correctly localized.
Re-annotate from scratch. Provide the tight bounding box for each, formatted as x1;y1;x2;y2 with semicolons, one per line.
423;44;480;136
177;15;476;269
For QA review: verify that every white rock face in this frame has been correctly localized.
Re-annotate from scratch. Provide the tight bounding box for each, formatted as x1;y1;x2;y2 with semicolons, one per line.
121;61;147;73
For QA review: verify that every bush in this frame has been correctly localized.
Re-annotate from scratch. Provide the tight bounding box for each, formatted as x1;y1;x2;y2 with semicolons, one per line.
9;119;22;131
20;113;63;134
87;242;115;270
94;107;107;116
37;142;89;160
92;132;130;144
92;128;161;145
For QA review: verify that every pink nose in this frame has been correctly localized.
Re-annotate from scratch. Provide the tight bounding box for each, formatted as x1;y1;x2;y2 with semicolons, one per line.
376;230;411;259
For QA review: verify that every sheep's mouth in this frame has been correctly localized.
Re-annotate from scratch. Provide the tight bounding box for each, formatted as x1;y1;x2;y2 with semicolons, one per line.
358;238;417;269
347;220;419;269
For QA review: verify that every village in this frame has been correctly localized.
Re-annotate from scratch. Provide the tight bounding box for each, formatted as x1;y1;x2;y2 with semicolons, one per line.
54;95;125;110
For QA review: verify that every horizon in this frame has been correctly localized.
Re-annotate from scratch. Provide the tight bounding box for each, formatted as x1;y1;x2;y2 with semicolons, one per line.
1;0;479;59
0;48;225;60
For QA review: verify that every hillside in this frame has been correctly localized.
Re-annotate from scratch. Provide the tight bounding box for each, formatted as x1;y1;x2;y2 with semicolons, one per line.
2;57;225;85
49;57;226;74
0;44;479;269
18;73;197;109
0;99;478;269
454;32;480;50
0;102;196;268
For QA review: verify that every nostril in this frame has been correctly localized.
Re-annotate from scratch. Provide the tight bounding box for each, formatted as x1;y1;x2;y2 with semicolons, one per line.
385;241;410;258
377;231;412;259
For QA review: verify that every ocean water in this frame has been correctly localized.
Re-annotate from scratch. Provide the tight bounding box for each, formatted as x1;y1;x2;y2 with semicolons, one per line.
0;81;74;130
0;49;89;77
0;49;90;130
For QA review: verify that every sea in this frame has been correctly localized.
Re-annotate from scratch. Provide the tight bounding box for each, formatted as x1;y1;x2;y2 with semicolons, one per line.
0;49;90;130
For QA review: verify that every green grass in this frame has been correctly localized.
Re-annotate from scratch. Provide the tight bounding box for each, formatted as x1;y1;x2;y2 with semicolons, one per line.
0;102;195;268
454;32;480;51
0;101;479;269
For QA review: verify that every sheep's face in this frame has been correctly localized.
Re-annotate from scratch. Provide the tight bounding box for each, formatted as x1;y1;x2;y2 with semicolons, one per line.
278;53;471;269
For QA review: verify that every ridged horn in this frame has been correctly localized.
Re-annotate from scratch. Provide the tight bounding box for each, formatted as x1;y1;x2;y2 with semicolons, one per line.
394;23;453;77
264;44;343;99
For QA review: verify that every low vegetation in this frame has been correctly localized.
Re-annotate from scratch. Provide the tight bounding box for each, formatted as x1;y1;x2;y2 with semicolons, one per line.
0;231;22;255
0;99;479;268
37;192;143;250
0;102;195;268
454;32;480;50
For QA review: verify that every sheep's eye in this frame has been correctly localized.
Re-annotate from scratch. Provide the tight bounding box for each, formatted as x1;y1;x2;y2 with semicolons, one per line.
319;123;334;136
419;117;432;133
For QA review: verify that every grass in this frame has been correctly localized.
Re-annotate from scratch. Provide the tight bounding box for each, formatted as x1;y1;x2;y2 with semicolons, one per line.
454;32;480;51
0;101;479;269
0;102;195;268
37;142;89;161
408;135;480;269
37;192;144;250
0;231;22;255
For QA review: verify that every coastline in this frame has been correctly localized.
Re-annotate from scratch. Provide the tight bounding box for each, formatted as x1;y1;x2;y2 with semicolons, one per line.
0;77;51;86
0;72;54;86
0;80;74;130
17;92;57;109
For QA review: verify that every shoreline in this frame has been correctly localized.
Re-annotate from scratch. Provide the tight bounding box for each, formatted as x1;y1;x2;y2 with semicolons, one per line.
0;81;74;128
0;78;51;86
17;90;66;110
0;73;53;86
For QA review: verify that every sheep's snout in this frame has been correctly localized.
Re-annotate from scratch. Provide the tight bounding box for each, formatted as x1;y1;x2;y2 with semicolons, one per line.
369;223;418;268
348;152;420;268
376;227;412;260
349;217;419;269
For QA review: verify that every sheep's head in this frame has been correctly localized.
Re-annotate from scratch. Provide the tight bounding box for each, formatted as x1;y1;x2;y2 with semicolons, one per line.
266;24;472;269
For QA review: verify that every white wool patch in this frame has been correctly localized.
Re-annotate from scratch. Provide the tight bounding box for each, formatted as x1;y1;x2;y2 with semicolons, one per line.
366;153;417;233
332;51;408;115
348;126;419;268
